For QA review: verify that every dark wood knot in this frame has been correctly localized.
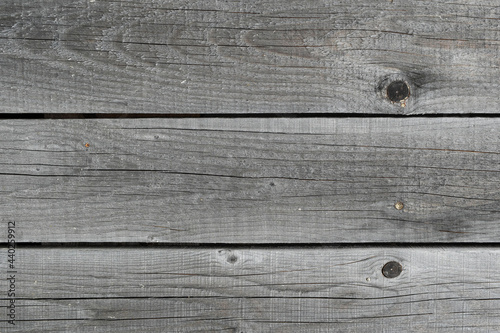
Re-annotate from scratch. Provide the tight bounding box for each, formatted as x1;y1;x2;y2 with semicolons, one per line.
386;80;410;105
382;261;403;278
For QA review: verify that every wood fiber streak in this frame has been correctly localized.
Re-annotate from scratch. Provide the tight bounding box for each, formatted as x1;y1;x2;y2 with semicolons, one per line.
1;247;499;332
2;118;500;243
1;0;500;114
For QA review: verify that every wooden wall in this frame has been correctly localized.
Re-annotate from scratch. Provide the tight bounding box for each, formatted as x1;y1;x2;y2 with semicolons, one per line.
1;0;499;331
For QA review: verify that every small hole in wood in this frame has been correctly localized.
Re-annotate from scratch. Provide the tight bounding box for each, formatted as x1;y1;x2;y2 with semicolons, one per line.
386;81;410;104
382;261;402;278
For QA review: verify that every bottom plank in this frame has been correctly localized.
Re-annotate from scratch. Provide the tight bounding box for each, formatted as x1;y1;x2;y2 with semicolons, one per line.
1;247;499;332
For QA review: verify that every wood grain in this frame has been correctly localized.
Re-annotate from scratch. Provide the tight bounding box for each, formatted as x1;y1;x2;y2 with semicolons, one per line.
2;118;500;243
1;247;499;332
1;0;500;114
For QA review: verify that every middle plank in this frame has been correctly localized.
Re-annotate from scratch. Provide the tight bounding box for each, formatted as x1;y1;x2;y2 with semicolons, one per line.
2;118;499;243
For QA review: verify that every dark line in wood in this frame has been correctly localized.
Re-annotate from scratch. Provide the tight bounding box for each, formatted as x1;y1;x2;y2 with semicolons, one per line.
10;295;500;301
6;242;500;248
1;113;500;119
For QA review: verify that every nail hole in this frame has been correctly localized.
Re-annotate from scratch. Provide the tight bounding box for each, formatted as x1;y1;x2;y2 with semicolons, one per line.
382;261;403;278
387;80;410;104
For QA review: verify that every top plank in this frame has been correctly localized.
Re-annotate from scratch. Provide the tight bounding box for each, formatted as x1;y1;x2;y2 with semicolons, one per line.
1;0;499;114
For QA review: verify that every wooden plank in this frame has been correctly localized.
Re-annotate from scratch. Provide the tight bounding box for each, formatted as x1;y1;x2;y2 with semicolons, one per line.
1;247;499;332
2;118;500;243
1;0;500;114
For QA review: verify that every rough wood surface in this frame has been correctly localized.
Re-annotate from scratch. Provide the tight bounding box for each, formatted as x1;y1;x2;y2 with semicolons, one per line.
2;118;500;243
1;247;499;332
1;0;500;114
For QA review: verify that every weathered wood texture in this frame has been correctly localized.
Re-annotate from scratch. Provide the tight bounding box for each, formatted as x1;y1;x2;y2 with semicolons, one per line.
1;0;500;114
1;247;499;332
2;118;500;243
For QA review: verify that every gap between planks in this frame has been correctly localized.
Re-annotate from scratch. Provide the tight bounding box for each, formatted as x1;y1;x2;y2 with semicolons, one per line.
3;113;500;119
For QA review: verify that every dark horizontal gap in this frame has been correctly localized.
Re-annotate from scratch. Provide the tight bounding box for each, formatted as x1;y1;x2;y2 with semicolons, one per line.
4;242;500;248
1;113;500;119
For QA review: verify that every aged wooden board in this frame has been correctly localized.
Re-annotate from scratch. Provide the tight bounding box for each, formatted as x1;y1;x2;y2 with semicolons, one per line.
1;247;499;332
1;0;500;114
2;118;500;243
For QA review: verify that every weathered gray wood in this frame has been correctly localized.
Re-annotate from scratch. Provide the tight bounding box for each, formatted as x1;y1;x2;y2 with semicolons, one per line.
2;118;500;243
1;0;500;114
1;247;499;332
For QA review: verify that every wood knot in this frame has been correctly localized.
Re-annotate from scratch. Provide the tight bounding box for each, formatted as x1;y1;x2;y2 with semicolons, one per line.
386;80;410;107
382;261;403;278
227;255;238;264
